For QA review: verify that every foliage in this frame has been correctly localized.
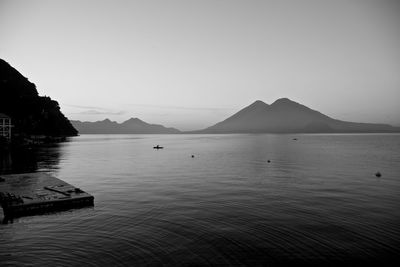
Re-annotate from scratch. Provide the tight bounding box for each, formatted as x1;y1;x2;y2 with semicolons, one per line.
0;59;78;136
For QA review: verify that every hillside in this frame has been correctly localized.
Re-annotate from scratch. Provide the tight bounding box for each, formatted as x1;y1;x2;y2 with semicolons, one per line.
71;118;181;134
0;59;78;137
200;98;399;133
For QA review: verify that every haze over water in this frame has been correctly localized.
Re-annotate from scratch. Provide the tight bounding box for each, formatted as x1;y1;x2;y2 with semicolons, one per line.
1;134;400;266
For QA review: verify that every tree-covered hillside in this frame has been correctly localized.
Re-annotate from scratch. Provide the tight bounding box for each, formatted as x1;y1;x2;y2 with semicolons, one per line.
0;59;78;137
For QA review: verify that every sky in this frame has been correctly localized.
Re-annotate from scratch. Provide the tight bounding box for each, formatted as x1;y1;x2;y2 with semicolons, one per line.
1;0;399;130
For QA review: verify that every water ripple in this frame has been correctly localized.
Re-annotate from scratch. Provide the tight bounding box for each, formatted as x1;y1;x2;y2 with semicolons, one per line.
1;134;400;266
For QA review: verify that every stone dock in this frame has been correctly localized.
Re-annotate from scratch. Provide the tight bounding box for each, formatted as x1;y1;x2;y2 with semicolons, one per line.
0;173;94;221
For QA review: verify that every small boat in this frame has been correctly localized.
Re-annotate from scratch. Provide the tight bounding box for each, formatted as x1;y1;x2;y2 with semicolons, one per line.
153;145;164;149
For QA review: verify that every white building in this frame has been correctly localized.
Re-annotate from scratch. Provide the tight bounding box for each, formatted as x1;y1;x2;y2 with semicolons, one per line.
0;113;12;140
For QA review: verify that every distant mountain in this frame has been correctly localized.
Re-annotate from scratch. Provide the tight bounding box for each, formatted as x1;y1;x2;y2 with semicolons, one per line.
199;98;400;133
0;59;77;137
71;118;181;134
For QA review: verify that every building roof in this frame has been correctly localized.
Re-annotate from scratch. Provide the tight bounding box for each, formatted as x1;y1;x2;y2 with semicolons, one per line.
0;113;11;119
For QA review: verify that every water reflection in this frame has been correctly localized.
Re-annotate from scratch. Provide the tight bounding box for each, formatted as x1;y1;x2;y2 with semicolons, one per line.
1;134;400;266
0;144;63;175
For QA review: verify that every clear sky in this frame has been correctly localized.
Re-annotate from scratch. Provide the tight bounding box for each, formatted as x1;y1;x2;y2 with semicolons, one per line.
1;0;399;130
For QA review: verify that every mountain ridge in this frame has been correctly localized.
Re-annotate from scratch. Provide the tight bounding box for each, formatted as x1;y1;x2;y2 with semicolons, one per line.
71;118;180;134
74;98;399;134
198;98;400;133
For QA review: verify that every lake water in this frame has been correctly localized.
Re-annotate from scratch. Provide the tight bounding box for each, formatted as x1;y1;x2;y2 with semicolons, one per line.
1;134;400;266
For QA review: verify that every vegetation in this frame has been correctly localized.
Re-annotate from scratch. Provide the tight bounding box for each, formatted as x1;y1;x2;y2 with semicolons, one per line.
0;59;78;138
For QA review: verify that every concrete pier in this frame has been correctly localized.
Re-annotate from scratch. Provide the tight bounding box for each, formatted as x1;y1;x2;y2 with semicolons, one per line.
0;173;94;222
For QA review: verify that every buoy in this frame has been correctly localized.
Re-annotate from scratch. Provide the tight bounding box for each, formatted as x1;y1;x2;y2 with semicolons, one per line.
267;160;271;163
191;155;195;158
375;172;382;178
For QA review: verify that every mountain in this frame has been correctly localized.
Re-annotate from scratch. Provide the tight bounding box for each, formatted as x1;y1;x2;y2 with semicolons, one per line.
0;59;78;137
71;118;181;134
200;98;400;133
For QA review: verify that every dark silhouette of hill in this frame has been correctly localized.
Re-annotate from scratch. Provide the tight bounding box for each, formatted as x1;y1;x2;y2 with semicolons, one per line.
199;98;400;133
0;59;78;137
71;118;181;134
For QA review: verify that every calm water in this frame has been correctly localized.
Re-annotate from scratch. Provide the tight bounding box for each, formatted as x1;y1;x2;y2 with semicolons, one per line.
1;134;400;266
